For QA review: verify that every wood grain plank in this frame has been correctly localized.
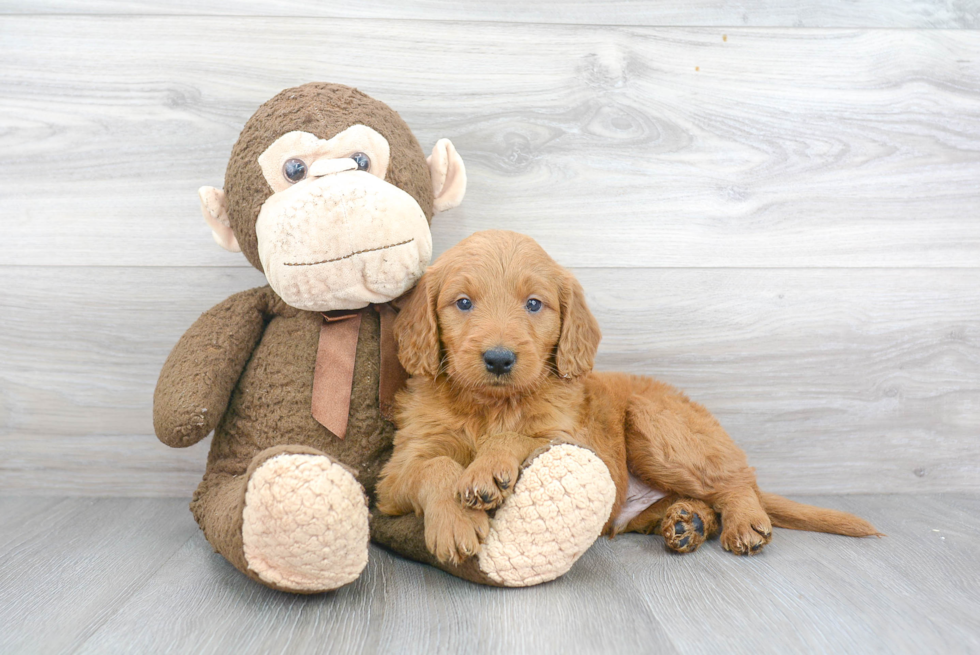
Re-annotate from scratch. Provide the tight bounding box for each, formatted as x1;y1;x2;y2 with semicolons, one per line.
764;494;980;653
589;267;980;496
832;494;980;612
1;0;976;28
75;535;677;655
0;498;196;655
0;496;67;551
1;265;976;496
0;266;265;497
2;18;979;267
592;533;852;653
596;493;980;654
1;495;973;655
939;492;980;519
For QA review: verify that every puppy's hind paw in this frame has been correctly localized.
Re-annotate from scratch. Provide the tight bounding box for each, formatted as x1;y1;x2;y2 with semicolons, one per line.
661;500;718;554
720;512;773;556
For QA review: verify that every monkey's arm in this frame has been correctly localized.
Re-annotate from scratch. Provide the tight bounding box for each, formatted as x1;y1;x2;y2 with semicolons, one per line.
153;286;273;448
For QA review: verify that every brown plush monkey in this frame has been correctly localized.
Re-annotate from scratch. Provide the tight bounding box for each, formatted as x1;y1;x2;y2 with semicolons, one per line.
154;83;618;593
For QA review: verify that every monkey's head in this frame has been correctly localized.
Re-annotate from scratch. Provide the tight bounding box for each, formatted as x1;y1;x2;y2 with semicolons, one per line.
198;83;466;312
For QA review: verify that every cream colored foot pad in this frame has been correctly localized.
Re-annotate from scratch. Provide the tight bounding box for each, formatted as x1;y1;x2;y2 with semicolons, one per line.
477;444;616;587
242;454;370;592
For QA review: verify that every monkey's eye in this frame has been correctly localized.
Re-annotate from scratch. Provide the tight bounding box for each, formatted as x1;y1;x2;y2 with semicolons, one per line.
282;158;308;183
525;298;543;313
350;152;371;171
455;298;473;311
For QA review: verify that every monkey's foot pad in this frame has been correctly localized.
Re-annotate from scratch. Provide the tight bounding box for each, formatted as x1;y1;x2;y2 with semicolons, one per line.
477;444;616;587
242;454;369;593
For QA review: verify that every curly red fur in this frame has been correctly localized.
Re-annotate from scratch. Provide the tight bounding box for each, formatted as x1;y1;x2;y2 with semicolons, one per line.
377;230;880;565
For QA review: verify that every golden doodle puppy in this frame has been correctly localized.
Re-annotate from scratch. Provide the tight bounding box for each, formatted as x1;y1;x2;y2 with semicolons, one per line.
377;230;879;565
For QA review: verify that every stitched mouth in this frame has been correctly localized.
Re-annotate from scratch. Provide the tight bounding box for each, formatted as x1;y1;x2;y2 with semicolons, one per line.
284;238;414;267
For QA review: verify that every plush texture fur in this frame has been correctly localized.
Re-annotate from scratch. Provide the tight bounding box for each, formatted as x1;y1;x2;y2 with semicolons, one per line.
378;230;881;565
156;287;404;591
242;453;371;591
475;444;615;585
154;84;467;591
224;83;435;271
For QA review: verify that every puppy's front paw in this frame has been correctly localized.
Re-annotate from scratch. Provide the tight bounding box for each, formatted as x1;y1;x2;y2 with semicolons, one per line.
424;501;490;565
457;457;520;511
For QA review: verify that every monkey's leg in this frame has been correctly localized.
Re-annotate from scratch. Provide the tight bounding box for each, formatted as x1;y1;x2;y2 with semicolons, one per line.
191;444;370;594
371;443;616;587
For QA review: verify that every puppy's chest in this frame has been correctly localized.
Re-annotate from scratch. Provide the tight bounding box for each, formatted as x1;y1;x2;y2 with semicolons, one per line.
457;404;574;446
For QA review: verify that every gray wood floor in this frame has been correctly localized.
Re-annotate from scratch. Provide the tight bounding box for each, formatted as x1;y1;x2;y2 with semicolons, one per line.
1;494;977;655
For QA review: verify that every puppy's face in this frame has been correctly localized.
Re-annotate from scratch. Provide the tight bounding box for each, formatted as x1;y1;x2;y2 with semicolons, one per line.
395;231;601;396
435;244;563;394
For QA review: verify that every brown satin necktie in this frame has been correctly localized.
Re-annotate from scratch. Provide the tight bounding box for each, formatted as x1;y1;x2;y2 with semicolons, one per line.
310;304;408;439
376;303;409;421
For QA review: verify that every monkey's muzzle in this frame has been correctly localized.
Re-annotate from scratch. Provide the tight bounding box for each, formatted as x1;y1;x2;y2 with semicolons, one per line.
255;171;432;312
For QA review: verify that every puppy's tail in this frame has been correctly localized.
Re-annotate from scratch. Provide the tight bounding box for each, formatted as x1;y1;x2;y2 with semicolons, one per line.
759;492;883;537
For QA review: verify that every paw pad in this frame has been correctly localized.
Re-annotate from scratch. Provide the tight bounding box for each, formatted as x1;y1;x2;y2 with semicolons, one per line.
662;502;717;554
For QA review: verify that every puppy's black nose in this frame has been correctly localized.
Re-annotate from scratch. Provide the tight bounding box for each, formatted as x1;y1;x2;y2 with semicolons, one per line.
483;348;516;376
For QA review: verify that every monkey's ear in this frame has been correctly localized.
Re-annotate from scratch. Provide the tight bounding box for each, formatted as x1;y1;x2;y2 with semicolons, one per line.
198;186;241;253
427;139;467;213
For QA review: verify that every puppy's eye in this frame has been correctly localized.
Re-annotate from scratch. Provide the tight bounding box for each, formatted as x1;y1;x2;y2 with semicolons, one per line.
282;158;307;183
525;298;543;313
350;152;370;171
455;298;473;311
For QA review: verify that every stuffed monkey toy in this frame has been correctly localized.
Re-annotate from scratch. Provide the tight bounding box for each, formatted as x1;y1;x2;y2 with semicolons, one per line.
154;83;618;593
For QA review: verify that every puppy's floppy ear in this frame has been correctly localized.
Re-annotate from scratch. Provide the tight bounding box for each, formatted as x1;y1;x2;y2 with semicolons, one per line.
394;269;442;378
555;271;601;378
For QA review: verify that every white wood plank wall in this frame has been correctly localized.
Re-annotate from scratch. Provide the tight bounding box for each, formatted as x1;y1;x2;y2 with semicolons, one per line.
1;2;978;496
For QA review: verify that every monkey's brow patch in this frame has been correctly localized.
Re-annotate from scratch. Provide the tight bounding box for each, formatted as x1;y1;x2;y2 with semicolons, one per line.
284;238;414;267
